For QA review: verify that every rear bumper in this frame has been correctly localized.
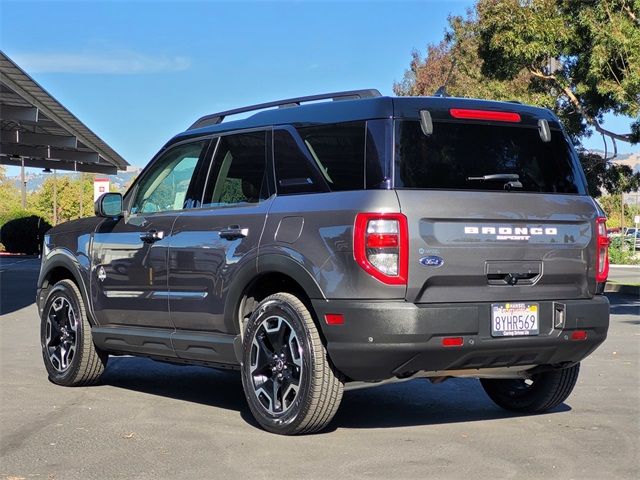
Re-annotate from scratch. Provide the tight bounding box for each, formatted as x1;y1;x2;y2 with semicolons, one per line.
312;296;609;381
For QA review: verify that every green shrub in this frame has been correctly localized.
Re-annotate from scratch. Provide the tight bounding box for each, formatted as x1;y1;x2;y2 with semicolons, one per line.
608;237;640;266
0;214;51;255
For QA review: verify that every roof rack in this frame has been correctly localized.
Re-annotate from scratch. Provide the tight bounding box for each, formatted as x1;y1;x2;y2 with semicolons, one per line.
188;89;382;130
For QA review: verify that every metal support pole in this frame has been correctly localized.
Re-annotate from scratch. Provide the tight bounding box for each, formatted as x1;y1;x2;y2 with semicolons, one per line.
53;169;57;226
620;193;624;234
20;158;26;208
77;163;83;219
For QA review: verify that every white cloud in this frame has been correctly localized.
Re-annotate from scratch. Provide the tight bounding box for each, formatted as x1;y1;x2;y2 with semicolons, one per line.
12;51;191;74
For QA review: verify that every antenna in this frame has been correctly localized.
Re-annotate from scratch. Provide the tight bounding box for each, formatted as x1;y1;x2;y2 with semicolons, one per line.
433;52;458;97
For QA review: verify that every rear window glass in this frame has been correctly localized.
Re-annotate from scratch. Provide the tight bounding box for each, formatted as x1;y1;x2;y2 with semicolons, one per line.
394;120;585;194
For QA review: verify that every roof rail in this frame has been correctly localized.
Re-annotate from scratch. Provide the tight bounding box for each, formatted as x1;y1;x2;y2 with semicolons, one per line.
188;89;382;130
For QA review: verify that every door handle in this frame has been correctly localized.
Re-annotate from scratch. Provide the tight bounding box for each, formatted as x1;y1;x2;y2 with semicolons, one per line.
219;225;248;240
139;229;165;243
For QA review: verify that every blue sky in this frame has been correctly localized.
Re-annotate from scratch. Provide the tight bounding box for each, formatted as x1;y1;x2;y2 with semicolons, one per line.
1;0;637;175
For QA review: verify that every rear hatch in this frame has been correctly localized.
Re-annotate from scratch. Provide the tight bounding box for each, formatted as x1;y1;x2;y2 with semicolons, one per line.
393;100;599;303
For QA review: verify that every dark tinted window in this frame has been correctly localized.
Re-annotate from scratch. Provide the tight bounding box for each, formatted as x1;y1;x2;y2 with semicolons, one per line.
202;131;268;207
296;122;366;191
395;120;585;194
274;128;328;195
365;120;391;189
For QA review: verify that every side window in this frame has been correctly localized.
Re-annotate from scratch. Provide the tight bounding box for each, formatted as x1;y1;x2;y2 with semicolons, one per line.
365;120;391;189
131;141;206;214
202;131;268;208
296;122;366;191
273;128;328;195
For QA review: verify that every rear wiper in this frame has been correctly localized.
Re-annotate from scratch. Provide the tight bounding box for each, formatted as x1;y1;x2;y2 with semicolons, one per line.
466;173;523;189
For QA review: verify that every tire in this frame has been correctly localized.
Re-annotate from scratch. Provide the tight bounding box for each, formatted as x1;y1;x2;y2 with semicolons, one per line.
241;292;343;435
40;279;108;386
480;363;580;413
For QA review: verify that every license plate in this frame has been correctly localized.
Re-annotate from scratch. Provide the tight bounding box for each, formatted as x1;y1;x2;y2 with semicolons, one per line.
491;303;539;337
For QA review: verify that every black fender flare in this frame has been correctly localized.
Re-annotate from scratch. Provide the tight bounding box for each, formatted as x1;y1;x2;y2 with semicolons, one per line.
223;253;325;335
38;249;96;325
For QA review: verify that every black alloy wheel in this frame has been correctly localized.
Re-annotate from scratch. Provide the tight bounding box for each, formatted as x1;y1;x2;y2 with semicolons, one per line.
44;296;78;373
41;279;107;386
249;314;303;415
241;292;343;435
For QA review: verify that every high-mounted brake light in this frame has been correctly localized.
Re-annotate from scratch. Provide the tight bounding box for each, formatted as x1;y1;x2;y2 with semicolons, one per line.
354;213;408;285
449;108;521;123
595;217;609;283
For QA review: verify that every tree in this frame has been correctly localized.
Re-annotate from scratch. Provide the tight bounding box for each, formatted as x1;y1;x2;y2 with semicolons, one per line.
29;174;96;225
0;165;22;223
395;0;640;195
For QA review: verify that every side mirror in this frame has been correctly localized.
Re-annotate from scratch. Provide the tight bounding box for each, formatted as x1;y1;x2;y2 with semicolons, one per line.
95;192;123;217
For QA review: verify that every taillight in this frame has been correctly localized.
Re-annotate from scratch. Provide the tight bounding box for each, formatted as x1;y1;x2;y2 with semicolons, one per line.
595;217;609;283
354;213;408;285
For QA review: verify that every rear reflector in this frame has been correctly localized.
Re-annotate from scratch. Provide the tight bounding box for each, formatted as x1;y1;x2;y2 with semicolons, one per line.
450;108;521;123
571;330;588;341
324;314;344;325
442;337;464;347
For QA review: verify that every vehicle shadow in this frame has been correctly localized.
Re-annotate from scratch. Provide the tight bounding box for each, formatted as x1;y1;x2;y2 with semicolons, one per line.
100;357;569;432
606;292;640;316
0;256;40;315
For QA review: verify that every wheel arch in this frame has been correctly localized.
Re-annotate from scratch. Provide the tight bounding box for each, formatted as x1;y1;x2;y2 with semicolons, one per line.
38;250;96;325
224;254;326;338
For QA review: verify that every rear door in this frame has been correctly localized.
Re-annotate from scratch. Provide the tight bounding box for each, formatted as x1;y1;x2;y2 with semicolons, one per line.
168;130;272;362
392;109;597;304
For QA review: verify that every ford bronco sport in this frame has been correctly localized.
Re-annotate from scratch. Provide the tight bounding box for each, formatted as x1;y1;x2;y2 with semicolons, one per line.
38;89;610;435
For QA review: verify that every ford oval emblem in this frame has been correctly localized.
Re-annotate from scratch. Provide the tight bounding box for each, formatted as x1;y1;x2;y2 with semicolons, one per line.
419;256;444;268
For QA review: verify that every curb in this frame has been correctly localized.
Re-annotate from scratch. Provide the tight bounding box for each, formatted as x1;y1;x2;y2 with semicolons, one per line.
609;264;640;269
605;283;640;296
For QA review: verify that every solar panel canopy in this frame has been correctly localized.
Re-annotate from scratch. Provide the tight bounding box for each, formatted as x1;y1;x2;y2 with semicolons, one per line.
0;51;128;175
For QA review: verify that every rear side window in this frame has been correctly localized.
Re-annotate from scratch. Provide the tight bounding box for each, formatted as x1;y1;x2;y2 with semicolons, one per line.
274;122;367;195
394;120;586;194
202;131;268;208
296;122;366;191
274;128;327;195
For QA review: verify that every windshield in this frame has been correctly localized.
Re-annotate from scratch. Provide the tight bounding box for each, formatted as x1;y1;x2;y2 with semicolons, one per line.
394;120;586;194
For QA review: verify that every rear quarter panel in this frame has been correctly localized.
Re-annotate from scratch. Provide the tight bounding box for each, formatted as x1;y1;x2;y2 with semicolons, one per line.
260;190;404;300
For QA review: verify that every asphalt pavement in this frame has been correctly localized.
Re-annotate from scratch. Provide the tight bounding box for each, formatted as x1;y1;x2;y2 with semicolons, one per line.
1;257;639;480
608;265;640;285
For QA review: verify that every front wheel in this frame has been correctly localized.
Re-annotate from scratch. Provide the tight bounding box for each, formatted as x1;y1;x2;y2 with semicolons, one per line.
241;293;343;435
480;363;580;413
41;279;108;386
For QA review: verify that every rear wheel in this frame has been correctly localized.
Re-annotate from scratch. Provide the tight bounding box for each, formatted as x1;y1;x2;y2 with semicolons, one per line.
480;363;580;413
241;292;343;435
41;279;108;386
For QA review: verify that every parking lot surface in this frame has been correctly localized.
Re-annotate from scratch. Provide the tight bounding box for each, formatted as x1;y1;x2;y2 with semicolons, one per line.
1;257;639;480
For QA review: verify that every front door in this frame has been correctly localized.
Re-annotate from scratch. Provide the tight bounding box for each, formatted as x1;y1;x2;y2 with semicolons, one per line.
91;139;209;331
168;130;271;361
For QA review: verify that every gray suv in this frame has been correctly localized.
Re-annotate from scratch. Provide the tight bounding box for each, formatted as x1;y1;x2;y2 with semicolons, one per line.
37;90;610;435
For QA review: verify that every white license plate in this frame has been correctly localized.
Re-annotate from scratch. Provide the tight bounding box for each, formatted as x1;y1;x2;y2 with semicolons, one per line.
491;303;539;337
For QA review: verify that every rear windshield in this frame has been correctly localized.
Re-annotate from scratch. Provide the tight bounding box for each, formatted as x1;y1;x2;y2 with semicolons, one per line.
394;120;586;194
